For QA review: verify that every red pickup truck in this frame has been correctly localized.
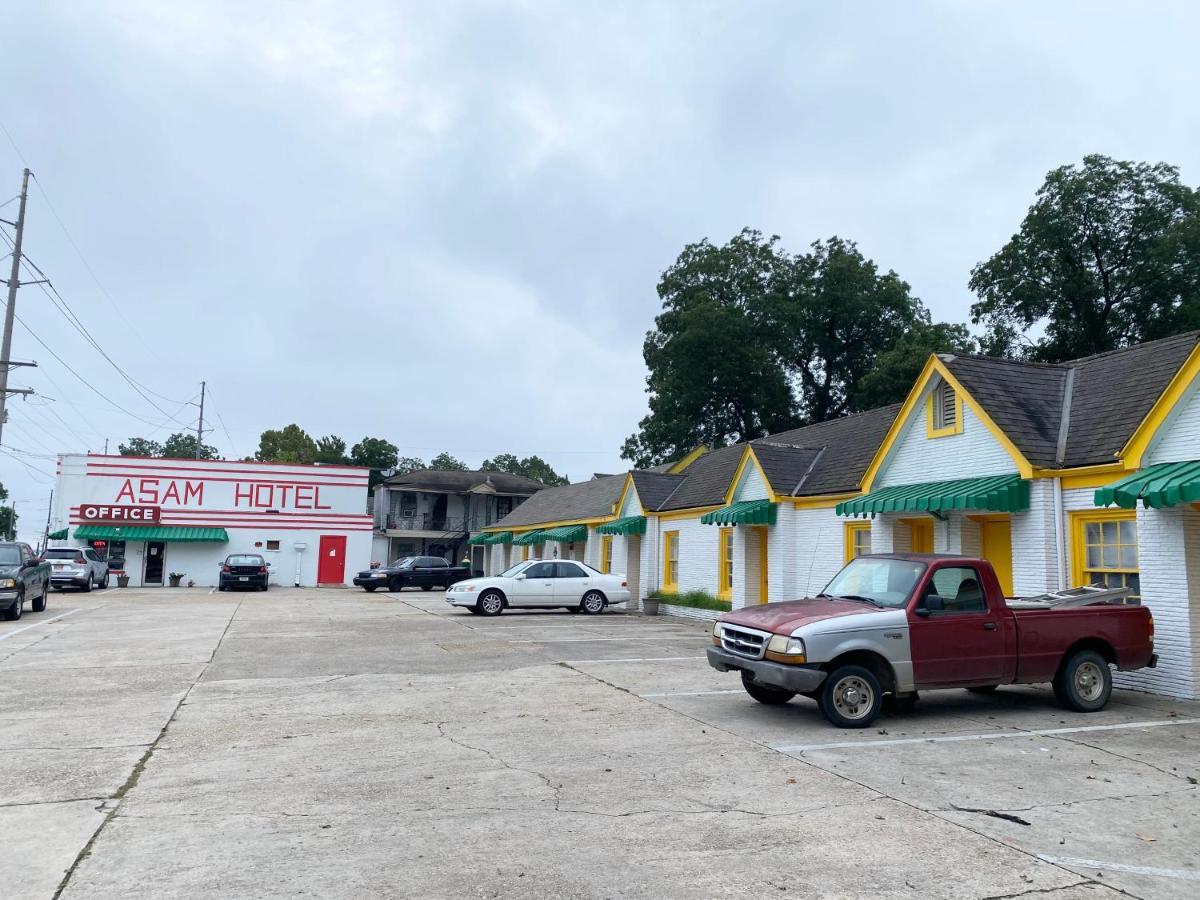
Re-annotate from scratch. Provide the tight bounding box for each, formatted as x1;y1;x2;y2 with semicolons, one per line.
707;553;1157;728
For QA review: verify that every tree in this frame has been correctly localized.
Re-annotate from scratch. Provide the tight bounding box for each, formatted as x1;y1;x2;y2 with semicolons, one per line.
393;456;425;477
349;437;400;489
970;154;1200;362
429;451;468;471
852;320;977;411
621;229;798;467
480;453;570;486
776;237;928;422
256;425;318;464
118;437;163;457
0;483;14;541
161;432;218;460
314;435;349;465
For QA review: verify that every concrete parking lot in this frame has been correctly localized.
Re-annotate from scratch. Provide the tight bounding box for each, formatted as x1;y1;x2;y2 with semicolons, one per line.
1;587;1197;899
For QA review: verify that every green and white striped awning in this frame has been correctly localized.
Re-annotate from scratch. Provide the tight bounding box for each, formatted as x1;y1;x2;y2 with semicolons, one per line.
72;525;229;542
836;474;1029;517
539;525;589;543
596;516;646;535
700;500;778;526
1095;460;1200;509
512;530;548;546
470;531;512;545
47;528;68;540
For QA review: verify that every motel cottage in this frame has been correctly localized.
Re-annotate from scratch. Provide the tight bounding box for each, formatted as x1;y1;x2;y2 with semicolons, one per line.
482;332;1200;700
49;455;374;587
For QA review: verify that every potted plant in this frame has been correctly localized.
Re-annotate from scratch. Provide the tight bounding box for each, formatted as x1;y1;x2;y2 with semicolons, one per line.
641;594;660;616
115;571;130;588
168;572;185;588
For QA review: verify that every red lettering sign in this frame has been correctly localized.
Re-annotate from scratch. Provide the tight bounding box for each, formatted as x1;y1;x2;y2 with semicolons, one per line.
79;505;162;524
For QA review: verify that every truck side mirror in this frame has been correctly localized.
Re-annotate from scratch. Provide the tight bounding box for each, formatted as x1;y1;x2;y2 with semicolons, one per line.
923;594;944;613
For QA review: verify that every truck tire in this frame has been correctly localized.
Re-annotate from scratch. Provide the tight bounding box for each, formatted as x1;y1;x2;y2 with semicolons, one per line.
32;586;47;613
818;665;883;728
5;591;22;621
740;671;795;705
1053;649;1112;713
476;590;505;616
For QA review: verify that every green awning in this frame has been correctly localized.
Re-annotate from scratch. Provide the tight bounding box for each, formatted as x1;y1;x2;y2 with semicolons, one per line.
836;474;1029;517
47;528;68;540
470;531;512;545
1096;460;1200;509
72;525;229;542
700;499;778;526
467;533;490;545
540;525;588;543
512;530;548;546
596;516;646;535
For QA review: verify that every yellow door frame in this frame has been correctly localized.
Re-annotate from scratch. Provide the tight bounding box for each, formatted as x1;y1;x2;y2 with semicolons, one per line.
755;525;769;604
970;514;1013;596
900;517;934;553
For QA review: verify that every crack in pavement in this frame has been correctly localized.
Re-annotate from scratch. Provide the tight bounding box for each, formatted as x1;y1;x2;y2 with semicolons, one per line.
0;796;108;810
980;880;1097;899
50;597;247;900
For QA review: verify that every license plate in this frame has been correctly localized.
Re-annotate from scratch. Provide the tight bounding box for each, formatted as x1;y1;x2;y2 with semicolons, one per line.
238;576;249;581
53;564;66;570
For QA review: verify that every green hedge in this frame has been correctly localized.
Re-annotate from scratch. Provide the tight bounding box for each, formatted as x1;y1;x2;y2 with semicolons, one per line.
649;589;731;612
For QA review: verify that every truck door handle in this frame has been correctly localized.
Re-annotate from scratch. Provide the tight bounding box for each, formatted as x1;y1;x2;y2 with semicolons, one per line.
983;622;997;631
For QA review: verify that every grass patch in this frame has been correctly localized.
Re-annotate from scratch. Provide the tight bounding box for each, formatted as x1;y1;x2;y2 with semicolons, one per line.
649;589;731;611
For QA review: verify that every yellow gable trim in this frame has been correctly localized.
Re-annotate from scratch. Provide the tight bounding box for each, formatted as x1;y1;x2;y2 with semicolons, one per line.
667;445;709;474
612;474;645;517
724;445;780;505
656;504;723;521
860;355;1034;491
790;491;861;509
1119;341;1200;469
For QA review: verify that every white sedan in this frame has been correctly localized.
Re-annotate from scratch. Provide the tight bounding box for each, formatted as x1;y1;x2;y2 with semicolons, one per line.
445;559;631;616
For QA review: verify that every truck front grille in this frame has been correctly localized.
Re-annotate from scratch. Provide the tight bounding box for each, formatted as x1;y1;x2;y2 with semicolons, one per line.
720;623;769;660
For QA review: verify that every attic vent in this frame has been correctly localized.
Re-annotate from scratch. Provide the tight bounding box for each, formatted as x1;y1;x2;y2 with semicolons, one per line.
934;382;957;431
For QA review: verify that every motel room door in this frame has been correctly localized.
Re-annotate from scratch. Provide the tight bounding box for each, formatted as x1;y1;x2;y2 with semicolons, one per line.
143;541;166;586
317;535;347;584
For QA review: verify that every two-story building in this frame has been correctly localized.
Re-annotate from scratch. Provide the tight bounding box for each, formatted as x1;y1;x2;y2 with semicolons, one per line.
371;469;543;568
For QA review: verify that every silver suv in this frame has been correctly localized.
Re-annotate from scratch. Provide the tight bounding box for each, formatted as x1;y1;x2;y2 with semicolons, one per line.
43;547;110;591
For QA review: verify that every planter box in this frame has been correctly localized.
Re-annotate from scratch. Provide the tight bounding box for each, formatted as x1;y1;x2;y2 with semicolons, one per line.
657;603;723;622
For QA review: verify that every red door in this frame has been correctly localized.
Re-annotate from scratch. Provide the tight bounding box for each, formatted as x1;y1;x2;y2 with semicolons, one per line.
317;535;347;584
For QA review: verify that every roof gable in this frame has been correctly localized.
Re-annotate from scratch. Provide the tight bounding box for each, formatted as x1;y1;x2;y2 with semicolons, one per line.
492;474;626;528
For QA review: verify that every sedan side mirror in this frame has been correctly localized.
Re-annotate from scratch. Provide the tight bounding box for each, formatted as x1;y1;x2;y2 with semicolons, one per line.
514;573;526;581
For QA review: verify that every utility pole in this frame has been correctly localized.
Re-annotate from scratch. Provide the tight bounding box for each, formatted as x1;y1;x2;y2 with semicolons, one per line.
195;380;206;458
40;488;53;554
0;168;37;447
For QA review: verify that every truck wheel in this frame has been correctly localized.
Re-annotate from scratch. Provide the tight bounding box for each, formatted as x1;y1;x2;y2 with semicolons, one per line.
1054;649;1112;712
579;591;606;615
477;590;505;616
5;592;22;621
740;671;795;705
32;587;47;613
818;665;882;728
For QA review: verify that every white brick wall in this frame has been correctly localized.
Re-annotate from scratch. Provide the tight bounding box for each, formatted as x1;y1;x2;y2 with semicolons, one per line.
788;507;844;597
1012;479;1061;595
1148;379;1200;464
661;515;717;596
732;461;769;501
619;485;642;517
876;386;1018;487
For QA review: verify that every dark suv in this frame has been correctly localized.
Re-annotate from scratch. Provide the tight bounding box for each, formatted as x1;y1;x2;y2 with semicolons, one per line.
218;554;270;592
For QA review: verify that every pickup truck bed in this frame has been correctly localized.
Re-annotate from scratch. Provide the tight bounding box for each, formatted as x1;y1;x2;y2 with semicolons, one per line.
707;553;1157;728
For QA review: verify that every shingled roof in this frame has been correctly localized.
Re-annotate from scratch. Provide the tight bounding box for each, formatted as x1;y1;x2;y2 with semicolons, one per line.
655;445;746;511
942;332;1200;469
492;474;626;528
630;471;685;510
759;405;901;496
384;469;545;495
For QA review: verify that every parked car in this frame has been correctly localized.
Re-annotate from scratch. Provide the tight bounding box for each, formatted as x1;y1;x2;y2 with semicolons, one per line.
445;559;631;616
0;542;51;619
43;546;109;591
353;556;469;592
218;554;270;591
707;553;1157;728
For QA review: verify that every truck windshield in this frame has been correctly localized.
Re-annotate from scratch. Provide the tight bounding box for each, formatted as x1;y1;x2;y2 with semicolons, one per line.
823;558;926;609
0;546;20;565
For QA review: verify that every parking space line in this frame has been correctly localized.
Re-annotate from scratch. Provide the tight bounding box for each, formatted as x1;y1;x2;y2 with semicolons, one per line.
773;717;1200;753
0;608;82;642
564;656;707;663
1036;855;1200;882
640;689;745;698
509;636;707;643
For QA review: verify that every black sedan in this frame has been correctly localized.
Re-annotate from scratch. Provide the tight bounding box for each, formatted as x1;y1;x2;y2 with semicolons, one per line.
218;554;270;591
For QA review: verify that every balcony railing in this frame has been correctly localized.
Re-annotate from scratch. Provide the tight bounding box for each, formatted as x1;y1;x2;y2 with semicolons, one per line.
380;513;509;532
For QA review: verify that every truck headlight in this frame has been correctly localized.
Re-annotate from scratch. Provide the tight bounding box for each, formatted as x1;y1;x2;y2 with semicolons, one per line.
0;578;14;589
712;623;724;645
767;634;806;660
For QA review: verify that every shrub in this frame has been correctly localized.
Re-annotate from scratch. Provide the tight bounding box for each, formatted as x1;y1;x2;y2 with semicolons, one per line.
649;589;731;611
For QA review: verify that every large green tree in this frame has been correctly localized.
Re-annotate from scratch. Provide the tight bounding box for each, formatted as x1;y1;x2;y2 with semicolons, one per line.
853;320;977;411
429;451;468;471
314;435;349;465
480;453;569;486
161;432;218;460
118;437;163;457
0;483;15;541
256;425;318;464
970;154;1200;361
621;229;798;467
349;437;400;488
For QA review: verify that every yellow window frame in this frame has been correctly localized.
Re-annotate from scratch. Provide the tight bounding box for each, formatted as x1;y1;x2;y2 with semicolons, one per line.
600;535;613;574
1069;509;1139;597
662;530;679;592
843;521;872;563
717;527;734;599
926;382;964;438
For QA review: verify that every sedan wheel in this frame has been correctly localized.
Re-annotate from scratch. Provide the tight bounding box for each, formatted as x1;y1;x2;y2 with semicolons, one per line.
579;591;606;615
477;590;505;616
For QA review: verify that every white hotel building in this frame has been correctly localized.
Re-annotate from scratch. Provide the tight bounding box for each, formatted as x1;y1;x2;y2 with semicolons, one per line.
48;454;373;587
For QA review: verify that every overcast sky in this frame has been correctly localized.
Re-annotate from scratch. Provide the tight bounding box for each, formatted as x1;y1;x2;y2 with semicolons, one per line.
2;1;1199;541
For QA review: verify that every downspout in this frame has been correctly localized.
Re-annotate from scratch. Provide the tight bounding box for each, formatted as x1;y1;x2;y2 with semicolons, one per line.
1053;368;1076;591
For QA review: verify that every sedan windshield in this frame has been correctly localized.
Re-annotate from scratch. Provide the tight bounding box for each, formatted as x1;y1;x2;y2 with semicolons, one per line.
391;558;415;568
822;558;926;609
499;562;532;578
